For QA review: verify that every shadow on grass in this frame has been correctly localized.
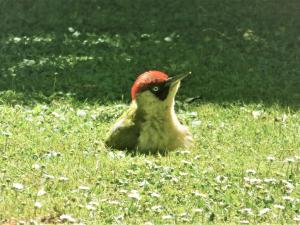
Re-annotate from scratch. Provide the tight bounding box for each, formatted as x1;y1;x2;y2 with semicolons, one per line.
0;0;299;108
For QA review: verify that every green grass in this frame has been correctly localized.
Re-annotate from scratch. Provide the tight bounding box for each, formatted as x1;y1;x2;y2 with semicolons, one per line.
0;101;299;224
0;0;300;224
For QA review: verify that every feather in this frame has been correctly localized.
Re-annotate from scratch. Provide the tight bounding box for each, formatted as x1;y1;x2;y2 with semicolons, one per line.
105;103;144;150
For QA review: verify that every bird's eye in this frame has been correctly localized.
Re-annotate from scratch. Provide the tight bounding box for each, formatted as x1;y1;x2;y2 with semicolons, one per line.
152;86;159;92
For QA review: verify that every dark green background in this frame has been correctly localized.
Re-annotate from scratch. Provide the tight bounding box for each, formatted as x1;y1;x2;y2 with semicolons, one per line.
0;0;299;106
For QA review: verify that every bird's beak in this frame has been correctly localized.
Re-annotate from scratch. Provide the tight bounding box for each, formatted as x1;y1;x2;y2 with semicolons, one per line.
166;72;191;86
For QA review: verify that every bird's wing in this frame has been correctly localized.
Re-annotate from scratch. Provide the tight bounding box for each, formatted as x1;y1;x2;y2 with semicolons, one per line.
105;106;143;150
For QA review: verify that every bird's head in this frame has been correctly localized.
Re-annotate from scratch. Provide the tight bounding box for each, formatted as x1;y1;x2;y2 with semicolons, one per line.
131;70;190;114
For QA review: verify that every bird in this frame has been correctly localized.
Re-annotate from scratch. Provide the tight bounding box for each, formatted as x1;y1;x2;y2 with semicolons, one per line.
105;70;193;154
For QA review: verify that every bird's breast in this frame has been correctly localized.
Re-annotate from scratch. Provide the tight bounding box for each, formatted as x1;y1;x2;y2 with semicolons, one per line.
137;112;192;154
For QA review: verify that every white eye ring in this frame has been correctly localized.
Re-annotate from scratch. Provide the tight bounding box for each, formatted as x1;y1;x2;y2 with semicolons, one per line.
152;86;159;92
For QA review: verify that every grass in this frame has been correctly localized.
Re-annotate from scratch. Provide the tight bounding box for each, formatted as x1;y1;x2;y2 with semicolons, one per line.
0;101;299;224
0;0;300;224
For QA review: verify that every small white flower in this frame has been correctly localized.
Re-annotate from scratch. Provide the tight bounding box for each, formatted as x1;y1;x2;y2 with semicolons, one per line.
108;151;126;159
164;37;172;42
58;176;69;182
139;180;149;187
128;190;141;200
37;188;46;196
282;180;294;193
76;110;87;117
192;191;207;198
243;29;257;41
264;178;277;184
22;59;36;66
144;222;154;225
240;220;250;224
252;110;262;119
113;214;124;220
171;177;179;183
187;111;198;117
259;208;270;216
13;37;22;43
150;192;160;198
33;37;42;42
28;219;38;225
88;201;98;206
239;208;253;215
179;172;188;177
180;212;188;218
244;177;261;185
32;163;41;170
34;202;42;208
43;174;55;180
117;178;129;185
52;112;62;118
25;115;33;121
59;214;77;223
162;214;173;220
107;200;121;205
151;205;163;212
192;208;203;213
266;156;275;162
181;160;192;165
293;215;300;222
115;151;126;158
282;196;294;202
176;150;191;155
273;204;285;210
141;33;150;38
73;31;81;37
245;169;256;175
12;183;24;190
191;120;202;127
1;131;12;137
192;156;200;161
162;166;172;172
215;175;228;184
78;185;90;191
41;105;49;110
86;204;96;211
119;189;128;194
68;27;75;32
282;114;288;123
91;114;97;120
284;157;295;163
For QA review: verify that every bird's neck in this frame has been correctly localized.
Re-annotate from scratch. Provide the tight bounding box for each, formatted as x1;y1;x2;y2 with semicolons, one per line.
131;99;177;124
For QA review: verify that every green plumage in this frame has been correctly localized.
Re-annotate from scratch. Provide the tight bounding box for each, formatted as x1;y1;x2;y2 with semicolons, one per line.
105;104;144;150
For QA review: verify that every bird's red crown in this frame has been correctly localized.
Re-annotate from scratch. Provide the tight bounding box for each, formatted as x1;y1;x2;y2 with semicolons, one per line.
131;70;168;100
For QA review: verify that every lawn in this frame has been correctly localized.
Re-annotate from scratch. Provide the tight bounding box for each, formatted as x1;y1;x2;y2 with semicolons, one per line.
0;0;300;224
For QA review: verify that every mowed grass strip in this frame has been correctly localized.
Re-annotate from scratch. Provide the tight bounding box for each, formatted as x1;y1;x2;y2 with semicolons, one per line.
0;99;299;224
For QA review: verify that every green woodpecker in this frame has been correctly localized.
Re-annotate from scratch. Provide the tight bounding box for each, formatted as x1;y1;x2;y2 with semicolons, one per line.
105;70;193;154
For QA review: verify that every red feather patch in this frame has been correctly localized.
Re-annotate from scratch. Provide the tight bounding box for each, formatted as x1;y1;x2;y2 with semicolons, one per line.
131;71;169;100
